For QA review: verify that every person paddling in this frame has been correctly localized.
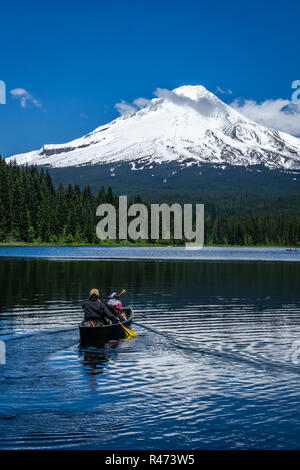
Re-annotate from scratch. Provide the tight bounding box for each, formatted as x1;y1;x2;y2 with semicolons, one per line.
106;292;126;320
81;289;119;327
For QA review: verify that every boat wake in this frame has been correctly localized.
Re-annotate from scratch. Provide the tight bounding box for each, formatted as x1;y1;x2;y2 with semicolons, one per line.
3;322;300;381
135;322;300;377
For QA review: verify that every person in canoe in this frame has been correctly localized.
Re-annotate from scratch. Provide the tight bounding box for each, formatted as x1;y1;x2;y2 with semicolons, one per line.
106;292;126;321
81;288;119;327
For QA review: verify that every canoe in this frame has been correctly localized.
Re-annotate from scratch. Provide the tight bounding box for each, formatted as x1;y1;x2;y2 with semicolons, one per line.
79;307;134;344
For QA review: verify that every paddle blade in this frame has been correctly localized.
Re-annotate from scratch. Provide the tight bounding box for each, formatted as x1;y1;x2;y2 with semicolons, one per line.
124;326;138;338
119;321;138;338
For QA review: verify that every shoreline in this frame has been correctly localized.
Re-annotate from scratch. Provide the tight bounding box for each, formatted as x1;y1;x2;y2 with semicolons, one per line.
0;244;299;263
0;242;299;249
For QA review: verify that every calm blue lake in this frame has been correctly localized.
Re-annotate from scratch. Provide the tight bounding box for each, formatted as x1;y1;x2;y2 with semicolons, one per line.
0;246;300;449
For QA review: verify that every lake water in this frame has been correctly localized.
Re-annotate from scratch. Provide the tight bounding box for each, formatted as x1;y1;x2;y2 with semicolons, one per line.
0;247;300;449
0;245;300;262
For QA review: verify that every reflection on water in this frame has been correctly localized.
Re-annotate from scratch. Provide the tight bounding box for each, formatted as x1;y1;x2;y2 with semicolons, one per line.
79;340;121;382
0;254;300;449
0;258;299;338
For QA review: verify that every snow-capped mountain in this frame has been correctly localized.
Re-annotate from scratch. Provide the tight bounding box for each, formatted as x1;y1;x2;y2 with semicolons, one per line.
7;85;300;170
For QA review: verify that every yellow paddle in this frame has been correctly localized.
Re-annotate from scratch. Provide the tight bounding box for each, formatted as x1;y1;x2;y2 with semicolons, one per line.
116;289;137;337
118;321;138;338
118;289;126;297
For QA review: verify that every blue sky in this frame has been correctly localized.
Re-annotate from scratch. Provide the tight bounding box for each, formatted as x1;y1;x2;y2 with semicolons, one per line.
1;0;300;156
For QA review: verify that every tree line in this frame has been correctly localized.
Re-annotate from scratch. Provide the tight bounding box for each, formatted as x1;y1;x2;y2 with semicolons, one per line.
0;156;299;246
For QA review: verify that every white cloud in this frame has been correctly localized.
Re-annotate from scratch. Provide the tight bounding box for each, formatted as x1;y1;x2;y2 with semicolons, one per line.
216;86;232;95
114;85;300;137
231;98;300;136
115;87;220;118
114;99;137;117
114;96;153;116
133;97;151;108
153;87;219;117
10;88;41;108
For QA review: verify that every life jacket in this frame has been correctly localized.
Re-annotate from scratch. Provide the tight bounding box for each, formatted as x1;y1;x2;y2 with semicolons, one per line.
107;298;122;311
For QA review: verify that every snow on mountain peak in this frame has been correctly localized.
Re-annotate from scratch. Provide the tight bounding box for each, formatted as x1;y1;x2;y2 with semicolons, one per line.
173;84;216;100
6;85;300;170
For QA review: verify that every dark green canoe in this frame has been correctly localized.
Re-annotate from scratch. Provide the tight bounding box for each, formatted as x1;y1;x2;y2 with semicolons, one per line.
79;307;134;344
